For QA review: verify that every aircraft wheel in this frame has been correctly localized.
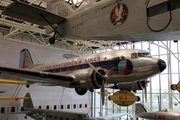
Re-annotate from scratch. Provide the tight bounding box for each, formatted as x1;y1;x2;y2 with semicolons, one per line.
75;87;87;95
49;37;55;44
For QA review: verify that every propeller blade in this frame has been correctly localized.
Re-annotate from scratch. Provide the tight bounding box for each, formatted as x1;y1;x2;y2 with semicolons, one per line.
101;80;105;105
106;66;116;76
87;62;102;77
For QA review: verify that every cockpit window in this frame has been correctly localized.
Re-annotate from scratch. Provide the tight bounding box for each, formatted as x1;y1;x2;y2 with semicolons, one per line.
138;53;151;57
131;53;137;59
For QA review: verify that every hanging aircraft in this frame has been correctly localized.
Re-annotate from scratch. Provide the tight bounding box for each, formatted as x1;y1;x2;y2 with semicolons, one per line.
2;0;180;44
0;48;166;105
135;103;180;120
3;93;128;120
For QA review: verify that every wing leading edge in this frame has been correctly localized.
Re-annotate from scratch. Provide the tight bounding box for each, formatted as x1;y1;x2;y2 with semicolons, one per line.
2;1;66;26
0;66;74;87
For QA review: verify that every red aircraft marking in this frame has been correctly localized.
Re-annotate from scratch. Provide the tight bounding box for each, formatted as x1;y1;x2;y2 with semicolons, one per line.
122;60;131;74
21;52;29;69
154;115;165;119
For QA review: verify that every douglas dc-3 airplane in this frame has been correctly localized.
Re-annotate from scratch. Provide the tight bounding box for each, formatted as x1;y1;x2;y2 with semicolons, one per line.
0;49;166;104
2;0;180;44
6;93;127;120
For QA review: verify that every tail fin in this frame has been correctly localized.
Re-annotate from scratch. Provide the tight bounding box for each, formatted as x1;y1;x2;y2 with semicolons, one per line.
23;93;34;108
19;49;33;69
135;103;147;115
47;0;74;17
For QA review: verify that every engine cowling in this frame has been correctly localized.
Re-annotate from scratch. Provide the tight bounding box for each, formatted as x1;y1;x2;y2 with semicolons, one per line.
112;80;147;91
70;67;106;95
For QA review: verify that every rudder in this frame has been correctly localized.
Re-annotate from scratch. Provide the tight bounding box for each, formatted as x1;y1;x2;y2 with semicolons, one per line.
23;93;34;108
19;49;33;69
135;103;147;115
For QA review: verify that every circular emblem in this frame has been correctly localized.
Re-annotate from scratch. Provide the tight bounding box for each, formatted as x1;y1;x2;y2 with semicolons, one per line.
110;3;128;26
118;59;133;75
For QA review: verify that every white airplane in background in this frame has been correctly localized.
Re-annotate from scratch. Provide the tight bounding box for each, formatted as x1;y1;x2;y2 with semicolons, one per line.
135;103;180;120
2;0;180;44
3;93;127;120
0;48;166;105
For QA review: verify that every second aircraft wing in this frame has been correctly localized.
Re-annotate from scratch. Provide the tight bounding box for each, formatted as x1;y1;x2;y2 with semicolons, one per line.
2;1;66;26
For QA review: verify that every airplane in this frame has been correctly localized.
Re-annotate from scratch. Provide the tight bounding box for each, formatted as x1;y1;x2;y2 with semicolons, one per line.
135;103;180;120
2;0;180;44
0;48;166;105
2;92;128;120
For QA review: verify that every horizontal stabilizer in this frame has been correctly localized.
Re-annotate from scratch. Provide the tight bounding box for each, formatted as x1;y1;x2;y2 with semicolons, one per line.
2;1;66;26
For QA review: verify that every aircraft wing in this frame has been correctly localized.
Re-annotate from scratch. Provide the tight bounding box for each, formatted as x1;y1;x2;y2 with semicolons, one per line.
0;66;74;87
95;113;128;120
2;1;66;26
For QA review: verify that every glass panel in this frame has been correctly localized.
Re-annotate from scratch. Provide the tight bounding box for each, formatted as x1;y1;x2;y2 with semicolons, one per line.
151;41;159;56
160;74;168;93
151;75;160;93
152;94;159;111
134;42;142;49
161;94;169;110
131;53;137;59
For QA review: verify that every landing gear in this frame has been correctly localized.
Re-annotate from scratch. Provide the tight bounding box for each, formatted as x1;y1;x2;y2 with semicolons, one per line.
49;36;55;44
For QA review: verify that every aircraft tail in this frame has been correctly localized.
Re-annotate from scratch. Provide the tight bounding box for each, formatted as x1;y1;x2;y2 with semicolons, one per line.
19;49;34;69
23;93;34;108
135;103;147;115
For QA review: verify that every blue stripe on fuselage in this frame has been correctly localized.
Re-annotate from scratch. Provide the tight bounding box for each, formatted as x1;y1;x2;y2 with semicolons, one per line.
43;60;121;73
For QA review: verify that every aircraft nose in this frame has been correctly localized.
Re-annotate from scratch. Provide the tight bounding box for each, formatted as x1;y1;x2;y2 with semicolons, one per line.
157;59;166;72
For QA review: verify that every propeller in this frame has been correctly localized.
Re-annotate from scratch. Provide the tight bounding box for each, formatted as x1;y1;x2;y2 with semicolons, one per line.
87;62;116;105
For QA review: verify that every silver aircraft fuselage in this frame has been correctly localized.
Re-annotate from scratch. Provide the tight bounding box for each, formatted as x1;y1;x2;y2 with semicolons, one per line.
33;49;166;88
136;110;180;120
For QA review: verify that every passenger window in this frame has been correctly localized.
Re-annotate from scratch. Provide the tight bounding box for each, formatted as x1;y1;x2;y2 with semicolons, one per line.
131;53;137;59
85;104;87;108
54;105;57;110
79;104;82;108
38;106;41;109
1;107;5;113
61;105;63;109
11;107;15;112
67;105;70;109
46;105;49;109
74;104;76;109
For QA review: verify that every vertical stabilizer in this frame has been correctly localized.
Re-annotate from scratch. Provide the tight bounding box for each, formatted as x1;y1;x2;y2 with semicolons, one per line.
47;0;74;17
19;49;33;69
135;103;147;115
23;93;34;108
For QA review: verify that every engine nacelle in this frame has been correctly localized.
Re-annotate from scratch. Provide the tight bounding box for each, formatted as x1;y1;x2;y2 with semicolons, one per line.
112;80;147;91
70;67;106;95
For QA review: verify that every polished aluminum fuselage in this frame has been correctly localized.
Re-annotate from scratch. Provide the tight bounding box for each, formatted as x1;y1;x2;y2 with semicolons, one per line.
33;49;163;87
137;111;180;120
